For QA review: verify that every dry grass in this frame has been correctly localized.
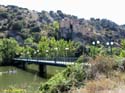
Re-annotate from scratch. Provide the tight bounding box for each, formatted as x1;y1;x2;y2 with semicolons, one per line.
69;72;125;93
111;71;125;85
68;56;125;93
84;78;116;93
86;55;116;79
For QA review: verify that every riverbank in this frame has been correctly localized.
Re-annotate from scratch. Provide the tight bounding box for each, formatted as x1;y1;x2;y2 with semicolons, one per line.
39;55;125;93
70;71;125;93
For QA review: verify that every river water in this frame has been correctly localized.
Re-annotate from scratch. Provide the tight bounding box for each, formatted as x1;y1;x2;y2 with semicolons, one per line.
0;66;45;91
0;65;64;92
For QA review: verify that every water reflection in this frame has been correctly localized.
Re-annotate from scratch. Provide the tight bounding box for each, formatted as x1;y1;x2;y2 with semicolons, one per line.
0;66;45;89
0;69;17;75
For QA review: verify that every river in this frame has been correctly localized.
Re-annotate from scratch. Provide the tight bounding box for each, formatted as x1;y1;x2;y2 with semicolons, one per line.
0;65;64;92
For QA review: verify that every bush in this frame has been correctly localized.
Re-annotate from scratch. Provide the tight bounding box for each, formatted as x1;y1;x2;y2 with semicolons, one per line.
76;55;92;64
89;45;102;57
39;55;123;93
40;72;67;93
87;55;116;79
76;55;83;63
120;50;125;57
117;58;125;72
39;63;86;93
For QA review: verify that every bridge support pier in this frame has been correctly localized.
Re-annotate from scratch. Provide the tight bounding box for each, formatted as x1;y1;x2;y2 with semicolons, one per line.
22;62;26;70
39;64;47;78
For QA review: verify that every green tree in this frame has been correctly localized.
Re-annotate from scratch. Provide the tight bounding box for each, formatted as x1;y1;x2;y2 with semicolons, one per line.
53;21;59;31
0;38;19;65
38;37;50;57
24;37;34;44
38;37;79;58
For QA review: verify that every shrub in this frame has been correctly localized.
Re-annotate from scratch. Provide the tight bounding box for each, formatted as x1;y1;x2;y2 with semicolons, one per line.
117;59;125;72
87;55;116;79
89;45;102;57
76;55;83;63
120;50;125;57
39;63;86;93
77;55;92;64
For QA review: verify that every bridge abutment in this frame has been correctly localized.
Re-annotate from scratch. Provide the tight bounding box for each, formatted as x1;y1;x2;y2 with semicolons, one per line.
39;64;47;78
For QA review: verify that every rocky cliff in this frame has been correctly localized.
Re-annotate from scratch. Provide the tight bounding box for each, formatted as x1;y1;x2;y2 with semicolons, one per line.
0;5;125;45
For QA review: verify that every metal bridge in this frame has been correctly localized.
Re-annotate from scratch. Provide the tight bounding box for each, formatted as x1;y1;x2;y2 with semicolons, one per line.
13;57;78;77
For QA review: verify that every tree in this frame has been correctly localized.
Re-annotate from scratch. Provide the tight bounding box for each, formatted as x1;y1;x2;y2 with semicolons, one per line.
24;37;34;44
53;21;59;31
0;38;19;65
38;37;79;58
47;21;60;39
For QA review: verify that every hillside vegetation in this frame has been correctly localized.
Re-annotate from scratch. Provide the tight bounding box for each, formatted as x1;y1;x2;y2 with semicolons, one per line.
0;5;125;45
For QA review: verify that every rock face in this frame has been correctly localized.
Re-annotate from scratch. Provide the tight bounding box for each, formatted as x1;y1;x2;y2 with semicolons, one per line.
0;5;125;44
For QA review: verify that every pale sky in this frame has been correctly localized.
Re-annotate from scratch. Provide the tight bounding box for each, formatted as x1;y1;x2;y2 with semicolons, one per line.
0;0;125;25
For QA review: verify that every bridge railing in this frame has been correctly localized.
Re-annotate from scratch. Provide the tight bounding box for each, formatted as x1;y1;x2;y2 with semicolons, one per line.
15;57;78;62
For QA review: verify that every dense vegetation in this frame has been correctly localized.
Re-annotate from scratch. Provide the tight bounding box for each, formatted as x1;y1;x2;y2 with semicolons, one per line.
39;38;125;93
1;4;125;93
0;38;19;65
39;55;125;93
0;37;81;65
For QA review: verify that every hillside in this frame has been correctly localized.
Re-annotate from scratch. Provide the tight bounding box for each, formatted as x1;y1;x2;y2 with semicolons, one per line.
0;5;125;45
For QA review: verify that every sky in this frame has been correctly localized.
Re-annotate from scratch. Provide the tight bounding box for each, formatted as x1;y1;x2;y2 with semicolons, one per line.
0;0;125;25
